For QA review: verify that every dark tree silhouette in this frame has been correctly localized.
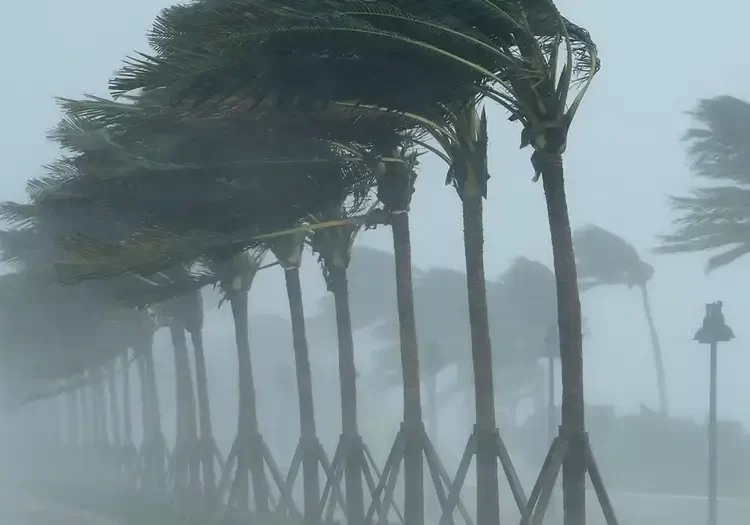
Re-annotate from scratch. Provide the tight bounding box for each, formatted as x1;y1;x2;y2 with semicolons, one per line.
659;96;750;271
575;225;668;414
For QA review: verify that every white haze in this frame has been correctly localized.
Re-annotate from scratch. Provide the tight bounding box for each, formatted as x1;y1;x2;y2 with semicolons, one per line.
2;0;750;524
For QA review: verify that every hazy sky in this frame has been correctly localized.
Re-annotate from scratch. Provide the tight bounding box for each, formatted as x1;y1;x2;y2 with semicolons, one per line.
3;0;750;428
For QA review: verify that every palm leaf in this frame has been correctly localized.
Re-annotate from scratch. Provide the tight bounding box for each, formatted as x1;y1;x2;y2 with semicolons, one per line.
574;224;653;289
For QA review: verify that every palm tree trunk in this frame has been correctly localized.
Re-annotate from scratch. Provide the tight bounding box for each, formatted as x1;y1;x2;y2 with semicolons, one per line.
51;397;62;446
136;353;151;447
189;328;218;506
170;324;200;493
88;376;97;446
426;369;439;522
640;285;669;414
121;353;135;487
541;157;587;525
121;353;133;447
390;211;424;525
67;390;80;448
229;290;269;512
284;266;320;520
106;362;122;449
92;369;108;446
144;346;166;488
137;349;165;490
78;387;89;447
329;265;365;525
85;380;97;447
461;192;500;525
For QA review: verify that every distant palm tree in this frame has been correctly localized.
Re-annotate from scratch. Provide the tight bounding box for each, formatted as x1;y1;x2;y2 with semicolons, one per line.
574;225;668;414
658;96;750;270
490;257;557;425
369;265;468;429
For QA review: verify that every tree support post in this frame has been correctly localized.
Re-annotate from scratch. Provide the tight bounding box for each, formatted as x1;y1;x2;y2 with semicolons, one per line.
318;432;400;525
438;425;523;525
218;431;300;517
366;423;474;525
521;428;619;525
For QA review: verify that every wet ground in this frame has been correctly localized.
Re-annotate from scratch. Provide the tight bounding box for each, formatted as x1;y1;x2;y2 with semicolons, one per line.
0;484;118;525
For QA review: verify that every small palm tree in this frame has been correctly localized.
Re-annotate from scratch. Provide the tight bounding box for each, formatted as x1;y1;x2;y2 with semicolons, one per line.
658;96;750;270
574;225;668;415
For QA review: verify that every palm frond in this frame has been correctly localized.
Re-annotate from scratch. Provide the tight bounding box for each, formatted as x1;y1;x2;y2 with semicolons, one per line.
683;96;750;186
574;225;653;289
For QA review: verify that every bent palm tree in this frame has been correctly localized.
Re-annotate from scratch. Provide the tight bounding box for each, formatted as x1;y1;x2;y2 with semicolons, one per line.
658;96;750;270
575;225;668;414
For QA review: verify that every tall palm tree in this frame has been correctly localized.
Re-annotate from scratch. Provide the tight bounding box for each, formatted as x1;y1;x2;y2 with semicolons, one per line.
105;361;122;456
658;96;750;270
114;4;600;522
575;225;668;414
213;250;271;512
269;233;322;519
490;257;558;424
308;202;373;525
18;93;381;516
372;147;427;524
0;219;182;493
140;268;220;505
177;284;218;505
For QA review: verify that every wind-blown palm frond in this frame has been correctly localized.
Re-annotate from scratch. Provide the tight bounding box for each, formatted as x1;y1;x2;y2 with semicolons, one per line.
109;0;598;167
574;225;654;289
682;96;750;185
657;96;750;272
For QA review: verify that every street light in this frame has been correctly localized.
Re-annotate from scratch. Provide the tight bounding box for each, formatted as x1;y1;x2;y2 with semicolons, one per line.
693;301;734;525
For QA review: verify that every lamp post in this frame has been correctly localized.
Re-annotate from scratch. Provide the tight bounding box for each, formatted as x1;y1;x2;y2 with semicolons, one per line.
693;301;734;525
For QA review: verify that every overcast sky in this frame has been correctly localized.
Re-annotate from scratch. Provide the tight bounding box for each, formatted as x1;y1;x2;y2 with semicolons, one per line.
3;0;750;428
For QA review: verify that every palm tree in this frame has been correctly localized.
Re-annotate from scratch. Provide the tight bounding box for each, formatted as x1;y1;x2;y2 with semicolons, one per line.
658;96;750;270
18;93;384;519
181;287;218;506
104;360;122;460
308;201;375;525
0;269;140;470
154;272;218;505
490;257;558;426
213;251;271;512
368;264;470;430
575;225;668;414
0;224;176;490
113;4;600;522
268;233;322;519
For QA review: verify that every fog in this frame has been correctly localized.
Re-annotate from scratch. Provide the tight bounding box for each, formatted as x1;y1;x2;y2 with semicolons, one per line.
1;0;750;524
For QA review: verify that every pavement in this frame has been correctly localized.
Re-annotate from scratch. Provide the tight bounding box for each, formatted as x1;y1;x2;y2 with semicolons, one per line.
0;486;119;525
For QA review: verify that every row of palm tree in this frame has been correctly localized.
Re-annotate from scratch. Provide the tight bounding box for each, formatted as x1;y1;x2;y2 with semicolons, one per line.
0;1;608;525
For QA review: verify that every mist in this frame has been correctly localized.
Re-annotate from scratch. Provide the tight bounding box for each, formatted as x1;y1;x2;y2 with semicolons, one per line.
2;1;750;525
